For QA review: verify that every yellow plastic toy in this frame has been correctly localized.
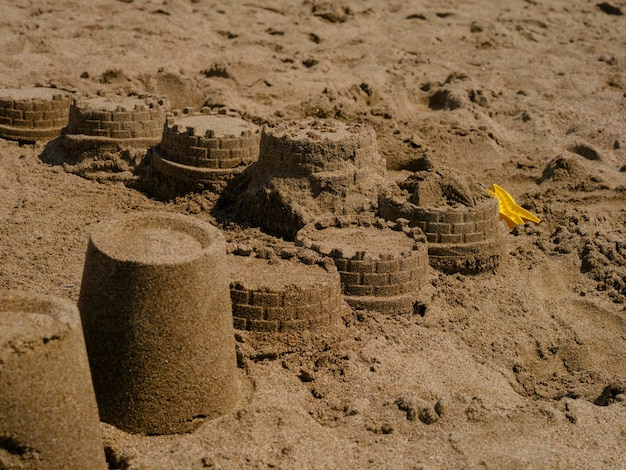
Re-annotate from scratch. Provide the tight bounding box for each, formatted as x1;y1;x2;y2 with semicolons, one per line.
487;183;540;231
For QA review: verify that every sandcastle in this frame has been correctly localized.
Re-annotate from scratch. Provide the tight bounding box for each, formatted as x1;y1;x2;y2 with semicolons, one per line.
0;87;71;141
60;94;169;158
220;118;387;239
78;212;240;435
151;111;260;184
1;80;511;450
379;168;504;274
0;290;106;469
296;217;430;313
229;250;343;332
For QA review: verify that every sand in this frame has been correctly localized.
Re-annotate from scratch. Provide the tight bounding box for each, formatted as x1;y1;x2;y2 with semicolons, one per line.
0;0;625;468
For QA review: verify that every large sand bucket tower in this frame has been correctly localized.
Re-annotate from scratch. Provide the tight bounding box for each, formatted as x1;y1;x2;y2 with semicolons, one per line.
0;290;106;469
78;212;240;435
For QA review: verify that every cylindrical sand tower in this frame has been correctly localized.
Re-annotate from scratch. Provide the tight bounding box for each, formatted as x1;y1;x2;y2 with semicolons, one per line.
223;118;388;239
296;217;429;314
61;94;169;156
379;168;504;274
78;212;240;435
152;112;260;183
0;88;71;141
257;118;384;176
0;290;106;470
229;253;343;332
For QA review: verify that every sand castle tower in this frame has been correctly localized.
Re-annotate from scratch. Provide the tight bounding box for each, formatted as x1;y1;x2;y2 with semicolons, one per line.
151;110;260;184
78;212;240;434
296;217;430;314
0;290;106;469
229;250;343;331
379;168;504;274
60;94;169;158
0;87;71;141
219;118;387;239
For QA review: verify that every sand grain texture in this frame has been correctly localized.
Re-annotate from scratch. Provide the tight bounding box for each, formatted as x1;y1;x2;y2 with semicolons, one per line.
0;0;625;468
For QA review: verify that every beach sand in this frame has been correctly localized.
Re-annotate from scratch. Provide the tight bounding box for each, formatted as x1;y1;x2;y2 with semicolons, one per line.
0;0;625;468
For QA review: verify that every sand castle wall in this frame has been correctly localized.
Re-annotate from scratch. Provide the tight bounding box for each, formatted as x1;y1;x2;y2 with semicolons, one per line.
296;218;430;313
256;119;383;176
160;115;259;169
378;171;504;274
379;196;500;245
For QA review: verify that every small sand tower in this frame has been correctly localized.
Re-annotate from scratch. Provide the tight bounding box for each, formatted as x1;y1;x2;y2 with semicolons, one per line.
0;87;71;141
296;217;430;313
220;118;387;239
229;250;343;331
78;212;240;435
0;290;106;469
151;111;260;184
53;94;169;181
61;94;169;157
379;168;504;274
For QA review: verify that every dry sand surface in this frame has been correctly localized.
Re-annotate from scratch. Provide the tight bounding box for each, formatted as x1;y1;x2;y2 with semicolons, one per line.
1;0;625;468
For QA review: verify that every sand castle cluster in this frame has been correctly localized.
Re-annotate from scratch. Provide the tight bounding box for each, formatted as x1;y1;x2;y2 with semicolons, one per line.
3;1;626;466
0;86;508;467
